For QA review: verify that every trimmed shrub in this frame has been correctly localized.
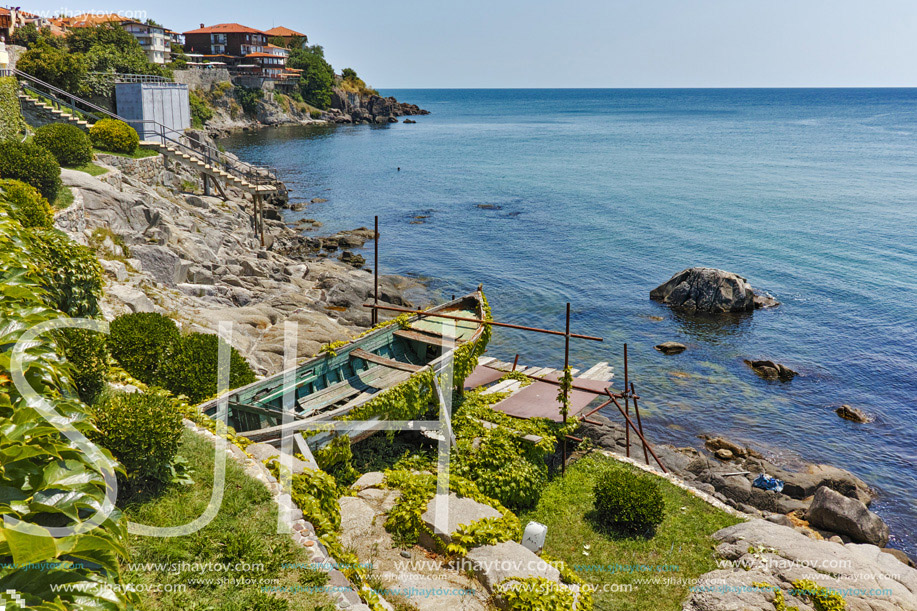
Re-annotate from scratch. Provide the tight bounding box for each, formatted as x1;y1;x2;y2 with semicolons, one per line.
0;76;26;140
34;122;93;166
0;140;62;202
158;332;256;405
593;467;665;534
0;179;53;228
58;328;109;404
89;391;184;482
89;118;139;154
31;228;103;317
109;312;181;385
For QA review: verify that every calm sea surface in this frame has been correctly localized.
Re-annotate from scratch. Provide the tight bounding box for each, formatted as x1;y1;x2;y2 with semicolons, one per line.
220;89;917;553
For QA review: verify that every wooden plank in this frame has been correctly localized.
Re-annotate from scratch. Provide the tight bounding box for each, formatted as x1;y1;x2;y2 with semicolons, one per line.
293;433;319;470
394;328;465;346
471;418;543;445
301;367;413;418
483;379;523;395
580;362;612;380
350;348;422;372
478;356;497;366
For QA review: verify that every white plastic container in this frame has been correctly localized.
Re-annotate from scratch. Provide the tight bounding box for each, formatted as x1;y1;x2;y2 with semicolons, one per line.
521;520;547;554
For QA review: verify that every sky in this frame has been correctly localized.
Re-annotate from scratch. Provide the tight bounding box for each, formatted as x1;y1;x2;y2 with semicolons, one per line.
23;0;917;88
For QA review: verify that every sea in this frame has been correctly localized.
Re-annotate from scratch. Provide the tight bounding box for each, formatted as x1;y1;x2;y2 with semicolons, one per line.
219;89;917;554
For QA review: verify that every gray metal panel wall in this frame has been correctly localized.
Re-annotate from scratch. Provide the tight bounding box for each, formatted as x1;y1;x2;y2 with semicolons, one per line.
115;83;191;142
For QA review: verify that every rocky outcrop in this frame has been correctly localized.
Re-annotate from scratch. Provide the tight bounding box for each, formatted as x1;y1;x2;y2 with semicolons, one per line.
684;520;917;611
807;486;890;547
327;88;429;125
577;415;879;536
650;267;777;313
56;164;425;375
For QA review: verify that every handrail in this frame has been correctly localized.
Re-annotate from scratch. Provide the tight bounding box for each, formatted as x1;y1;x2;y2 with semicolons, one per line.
13;68;279;187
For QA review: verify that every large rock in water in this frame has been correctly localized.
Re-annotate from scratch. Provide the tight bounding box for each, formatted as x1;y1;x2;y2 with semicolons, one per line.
807;486;889;546
650;267;758;313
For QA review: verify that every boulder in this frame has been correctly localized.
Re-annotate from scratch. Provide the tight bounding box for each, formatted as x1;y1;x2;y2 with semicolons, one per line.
100;259;128;282
806;486;889;546
836;405;870;423
704;436;748;458
132;244;189;286
465;540;561;594
418;493;502;549
776;464;872;505
714;449;734;461
246;443;314;475
351;471;385;491
650;267;757;313
654;341;686;355
106;284;156;313
744;359;797;382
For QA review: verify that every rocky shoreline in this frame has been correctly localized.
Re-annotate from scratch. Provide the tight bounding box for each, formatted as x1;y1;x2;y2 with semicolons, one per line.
199;83;428;137
55;148;430;376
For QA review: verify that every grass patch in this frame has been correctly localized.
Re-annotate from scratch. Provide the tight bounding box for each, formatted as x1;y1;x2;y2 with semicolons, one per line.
53;185;74;209
69;161;109;176
93;146;160;159
123;430;336;611
519;454;741;611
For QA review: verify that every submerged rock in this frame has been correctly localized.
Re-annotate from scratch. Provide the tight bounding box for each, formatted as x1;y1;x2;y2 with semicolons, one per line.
651;267;778;313
654;341;687;354
744;359;797;382
836;404;870;423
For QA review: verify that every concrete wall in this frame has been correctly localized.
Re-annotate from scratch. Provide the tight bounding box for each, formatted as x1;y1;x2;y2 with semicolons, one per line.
172;68;232;91
115;83;191;142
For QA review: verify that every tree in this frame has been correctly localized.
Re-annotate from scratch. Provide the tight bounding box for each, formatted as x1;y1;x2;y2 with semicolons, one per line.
341;67;357;80
288;45;335;109
66;22;141;54
16;41;87;93
10;22;41;48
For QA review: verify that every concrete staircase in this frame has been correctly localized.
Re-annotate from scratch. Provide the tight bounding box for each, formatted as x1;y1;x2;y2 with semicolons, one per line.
18;88;275;196
148;141;276;195
18;91;93;130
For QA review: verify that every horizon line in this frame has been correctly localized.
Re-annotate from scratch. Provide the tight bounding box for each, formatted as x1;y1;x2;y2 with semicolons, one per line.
376;85;917;90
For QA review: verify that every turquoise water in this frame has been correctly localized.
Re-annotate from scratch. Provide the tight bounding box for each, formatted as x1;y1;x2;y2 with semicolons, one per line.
220;89;917;552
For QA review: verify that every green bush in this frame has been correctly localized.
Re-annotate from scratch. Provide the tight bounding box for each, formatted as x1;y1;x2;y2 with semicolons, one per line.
593;467;665;534
0;76;26;140
0;140;62;202
58;328;109;404
31;228;103;317
89;118;139;154
0;179;53;228
235;86;263;117
158;333;256;405
109;312;181;385
189;89;213;128
34;122;93;166
89;391;184;482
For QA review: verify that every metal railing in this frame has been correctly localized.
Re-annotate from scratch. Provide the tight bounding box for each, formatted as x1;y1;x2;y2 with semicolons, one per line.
87;72;174;84
12;68;279;188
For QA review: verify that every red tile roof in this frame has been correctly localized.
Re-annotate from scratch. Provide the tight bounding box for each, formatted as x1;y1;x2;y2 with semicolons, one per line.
184;23;264;35
263;26;305;38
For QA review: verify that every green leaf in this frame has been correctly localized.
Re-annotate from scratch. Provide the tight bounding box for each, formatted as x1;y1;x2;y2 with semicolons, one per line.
1;523;58;565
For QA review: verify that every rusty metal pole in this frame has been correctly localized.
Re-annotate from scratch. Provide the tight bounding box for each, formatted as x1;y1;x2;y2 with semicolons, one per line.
373;215;379;326
624;343;630;458
562;302;570;474
632;382;649;465
512;354;519;371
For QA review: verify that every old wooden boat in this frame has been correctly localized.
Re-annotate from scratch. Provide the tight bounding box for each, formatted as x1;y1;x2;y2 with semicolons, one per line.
199;291;487;444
